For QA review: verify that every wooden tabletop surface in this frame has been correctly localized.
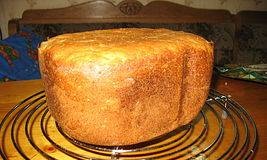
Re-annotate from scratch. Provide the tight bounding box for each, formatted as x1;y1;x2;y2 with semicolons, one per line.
0;76;266;159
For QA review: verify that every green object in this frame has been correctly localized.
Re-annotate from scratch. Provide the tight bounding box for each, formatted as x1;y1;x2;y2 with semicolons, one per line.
215;64;267;84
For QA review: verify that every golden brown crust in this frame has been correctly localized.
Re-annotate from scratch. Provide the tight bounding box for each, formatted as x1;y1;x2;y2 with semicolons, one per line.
39;28;213;146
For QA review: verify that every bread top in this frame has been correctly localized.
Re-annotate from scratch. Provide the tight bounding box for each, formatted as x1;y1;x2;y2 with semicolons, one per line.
39;28;213;67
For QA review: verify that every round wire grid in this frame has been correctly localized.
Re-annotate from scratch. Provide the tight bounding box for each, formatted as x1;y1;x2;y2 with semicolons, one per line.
0;90;258;160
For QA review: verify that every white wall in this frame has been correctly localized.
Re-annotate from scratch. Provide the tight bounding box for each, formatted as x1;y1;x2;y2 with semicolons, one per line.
0;0;266;38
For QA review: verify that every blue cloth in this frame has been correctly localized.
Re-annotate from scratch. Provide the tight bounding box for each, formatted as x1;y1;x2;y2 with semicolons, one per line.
0;28;43;81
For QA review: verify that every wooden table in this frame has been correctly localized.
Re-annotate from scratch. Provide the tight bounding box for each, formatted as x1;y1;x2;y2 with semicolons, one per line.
0;77;266;159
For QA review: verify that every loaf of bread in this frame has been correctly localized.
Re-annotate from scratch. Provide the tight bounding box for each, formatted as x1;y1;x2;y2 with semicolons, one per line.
38;28;213;146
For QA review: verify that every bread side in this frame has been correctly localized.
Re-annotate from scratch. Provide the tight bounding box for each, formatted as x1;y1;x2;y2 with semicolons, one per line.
39;28;213;145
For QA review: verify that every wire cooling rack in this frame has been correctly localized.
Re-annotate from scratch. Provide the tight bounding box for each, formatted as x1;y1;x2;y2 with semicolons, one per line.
0;90;258;159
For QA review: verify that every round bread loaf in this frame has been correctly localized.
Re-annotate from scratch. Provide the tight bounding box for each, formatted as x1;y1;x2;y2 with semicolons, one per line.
38;28;213;146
